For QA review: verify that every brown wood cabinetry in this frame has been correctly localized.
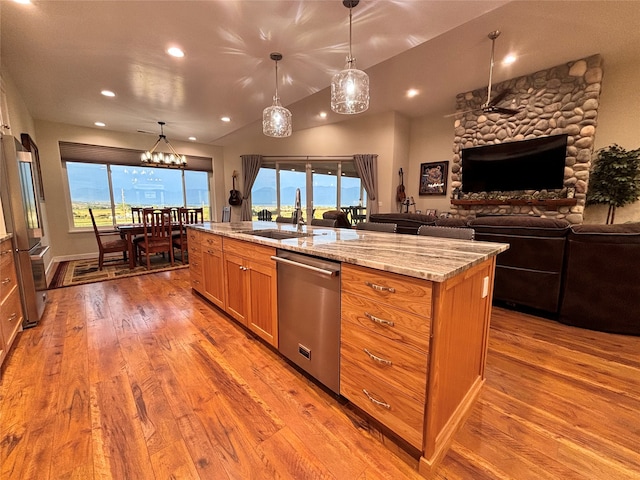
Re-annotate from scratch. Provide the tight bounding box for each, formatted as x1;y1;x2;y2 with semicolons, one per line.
188;229;225;310
340;259;497;477
222;238;278;347
1;237;23;369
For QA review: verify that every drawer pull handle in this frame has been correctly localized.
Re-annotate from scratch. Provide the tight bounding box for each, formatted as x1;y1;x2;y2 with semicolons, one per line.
365;312;394;327
193;280;200;285
364;281;395;293
363;348;392;366
2;278;10;285
9;313;17;321
1;250;11;255
362;389;391;409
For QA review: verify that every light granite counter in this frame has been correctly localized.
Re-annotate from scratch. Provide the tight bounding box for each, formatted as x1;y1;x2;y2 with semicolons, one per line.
191;221;508;282
0;232;13;243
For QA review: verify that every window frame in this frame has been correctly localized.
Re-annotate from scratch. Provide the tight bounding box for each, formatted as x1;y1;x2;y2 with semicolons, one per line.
62;160;212;231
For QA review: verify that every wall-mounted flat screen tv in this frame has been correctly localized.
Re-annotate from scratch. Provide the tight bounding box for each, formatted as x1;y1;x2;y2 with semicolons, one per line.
461;134;568;193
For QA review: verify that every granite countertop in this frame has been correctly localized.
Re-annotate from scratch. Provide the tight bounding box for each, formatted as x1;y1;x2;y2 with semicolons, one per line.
0;232;13;243
191;221;509;282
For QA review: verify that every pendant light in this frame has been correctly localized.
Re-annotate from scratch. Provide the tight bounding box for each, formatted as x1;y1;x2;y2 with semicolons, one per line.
330;0;369;114
140;121;187;168
263;52;292;137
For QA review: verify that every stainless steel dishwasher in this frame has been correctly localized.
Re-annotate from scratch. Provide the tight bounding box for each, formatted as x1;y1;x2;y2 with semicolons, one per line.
273;249;341;394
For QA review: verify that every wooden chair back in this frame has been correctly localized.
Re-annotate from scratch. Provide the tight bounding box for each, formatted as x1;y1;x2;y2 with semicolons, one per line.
172;207;204;261
138;208;174;269
131;207;143;223
89;208;129;270
257;209;273;221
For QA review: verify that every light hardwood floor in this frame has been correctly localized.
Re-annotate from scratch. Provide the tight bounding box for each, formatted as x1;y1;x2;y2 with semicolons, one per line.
1;268;639;479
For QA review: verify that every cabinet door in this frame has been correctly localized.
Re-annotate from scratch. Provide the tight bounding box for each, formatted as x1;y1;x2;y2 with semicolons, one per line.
223;252;248;326
246;259;278;347
202;247;225;310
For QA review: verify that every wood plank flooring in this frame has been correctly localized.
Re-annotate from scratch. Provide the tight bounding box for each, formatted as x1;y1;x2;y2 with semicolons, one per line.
1;268;639;479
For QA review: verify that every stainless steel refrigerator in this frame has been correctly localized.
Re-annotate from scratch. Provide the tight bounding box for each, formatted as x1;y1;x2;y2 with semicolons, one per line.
1;134;48;328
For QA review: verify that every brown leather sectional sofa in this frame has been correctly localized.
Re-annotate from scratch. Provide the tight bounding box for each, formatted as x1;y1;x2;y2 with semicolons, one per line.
369;213;640;335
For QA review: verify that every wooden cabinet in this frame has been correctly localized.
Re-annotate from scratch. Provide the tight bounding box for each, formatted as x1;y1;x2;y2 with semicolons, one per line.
187;228;204;293
201;233;225;310
189;229;225;310
1;237;23;369
340;259;496;477
340;264;432;449
222;238;278;347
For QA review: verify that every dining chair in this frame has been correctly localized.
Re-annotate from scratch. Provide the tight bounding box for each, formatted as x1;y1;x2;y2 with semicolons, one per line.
89;208;129;270
417;225;475;240
355;222;397;233
257;209;273;221
173;207;204;261
137;207;174;270
310;218;337;227
131;207;143;223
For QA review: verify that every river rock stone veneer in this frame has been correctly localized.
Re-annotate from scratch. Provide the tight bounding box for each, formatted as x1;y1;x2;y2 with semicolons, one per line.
450;54;603;224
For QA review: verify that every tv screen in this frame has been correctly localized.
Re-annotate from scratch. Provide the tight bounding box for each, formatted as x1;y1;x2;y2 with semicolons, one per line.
461;134;568;193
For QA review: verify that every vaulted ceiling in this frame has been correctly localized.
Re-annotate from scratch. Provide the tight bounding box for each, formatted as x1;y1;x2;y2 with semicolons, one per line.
2;1;639;145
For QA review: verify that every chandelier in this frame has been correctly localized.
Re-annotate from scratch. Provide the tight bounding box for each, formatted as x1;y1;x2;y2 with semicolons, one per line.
263;52;292;137
140;121;187;168
330;0;369;114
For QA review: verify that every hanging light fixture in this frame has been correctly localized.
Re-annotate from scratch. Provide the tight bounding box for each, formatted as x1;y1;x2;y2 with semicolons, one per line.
263;52;292;137
331;0;369;114
140;121;187;168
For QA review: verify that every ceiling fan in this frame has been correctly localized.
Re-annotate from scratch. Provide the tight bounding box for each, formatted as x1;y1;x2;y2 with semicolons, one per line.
445;30;521;118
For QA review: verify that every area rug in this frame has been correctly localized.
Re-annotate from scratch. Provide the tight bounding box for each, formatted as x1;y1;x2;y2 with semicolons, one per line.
50;255;188;289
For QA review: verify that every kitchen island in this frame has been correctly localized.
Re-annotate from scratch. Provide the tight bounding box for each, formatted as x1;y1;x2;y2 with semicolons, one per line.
188;221;508;477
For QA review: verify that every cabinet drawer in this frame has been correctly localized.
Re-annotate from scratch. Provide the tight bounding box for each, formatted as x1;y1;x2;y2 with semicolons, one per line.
342;264;432;317
223;238;275;265
341;323;428;403
1;286;23;347
342;292;430;354
0;240;14;271
190;268;204;292
340;356;425;449
0;259;18;304
200;232;222;250
187;228;200;245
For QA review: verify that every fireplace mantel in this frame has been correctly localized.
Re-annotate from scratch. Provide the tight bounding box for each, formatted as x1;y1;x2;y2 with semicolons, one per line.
451;198;577;210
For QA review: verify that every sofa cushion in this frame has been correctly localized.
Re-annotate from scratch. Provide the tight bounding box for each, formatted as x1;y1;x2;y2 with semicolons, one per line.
568;222;640;244
434;218;469;228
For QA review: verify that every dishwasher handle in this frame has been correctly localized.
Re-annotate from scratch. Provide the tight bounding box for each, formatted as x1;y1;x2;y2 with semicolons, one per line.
271;256;340;277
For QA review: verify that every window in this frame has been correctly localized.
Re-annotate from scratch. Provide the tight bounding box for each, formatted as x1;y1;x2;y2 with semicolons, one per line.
60;141;212;229
251;159;366;221
66;163;211;228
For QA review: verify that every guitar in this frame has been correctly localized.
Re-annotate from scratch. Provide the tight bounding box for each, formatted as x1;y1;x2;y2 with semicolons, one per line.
229;170;242;206
396;168;406;203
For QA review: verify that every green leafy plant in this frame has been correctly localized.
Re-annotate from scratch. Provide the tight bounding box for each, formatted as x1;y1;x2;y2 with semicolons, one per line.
587;144;640;224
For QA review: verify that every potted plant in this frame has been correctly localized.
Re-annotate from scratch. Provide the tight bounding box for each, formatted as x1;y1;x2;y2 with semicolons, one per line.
587;144;640;224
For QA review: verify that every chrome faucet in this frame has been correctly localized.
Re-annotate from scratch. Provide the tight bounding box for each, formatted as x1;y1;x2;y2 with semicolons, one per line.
294;188;305;229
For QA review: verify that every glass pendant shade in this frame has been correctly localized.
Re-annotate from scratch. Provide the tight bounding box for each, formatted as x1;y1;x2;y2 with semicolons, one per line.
331;62;369;114
263;96;292;137
330;0;369;115
263;52;292;138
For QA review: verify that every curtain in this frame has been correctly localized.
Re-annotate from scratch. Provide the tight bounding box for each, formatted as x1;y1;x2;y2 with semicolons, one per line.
353;154;379;215
240;154;263;220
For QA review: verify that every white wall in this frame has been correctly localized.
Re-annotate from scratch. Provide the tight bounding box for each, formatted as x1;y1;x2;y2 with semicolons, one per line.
34;120;225;264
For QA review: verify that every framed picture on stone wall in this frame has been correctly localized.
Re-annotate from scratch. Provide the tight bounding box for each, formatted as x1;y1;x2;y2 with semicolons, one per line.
419;161;448;196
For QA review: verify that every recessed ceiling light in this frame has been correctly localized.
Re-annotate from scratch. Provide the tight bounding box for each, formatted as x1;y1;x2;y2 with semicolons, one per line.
221;116;231;122
502;54;517;65
167;47;184;58
101;90;116;97
94;122;106;127
13;0;31;5
407;89;419;98
319;112;327;119
188;136;196;141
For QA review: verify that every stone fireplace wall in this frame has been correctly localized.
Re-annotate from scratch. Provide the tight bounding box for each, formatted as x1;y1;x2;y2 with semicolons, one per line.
450;54;603;224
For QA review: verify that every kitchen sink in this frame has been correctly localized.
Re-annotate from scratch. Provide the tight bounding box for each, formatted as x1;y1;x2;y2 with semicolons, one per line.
242;229;314;240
